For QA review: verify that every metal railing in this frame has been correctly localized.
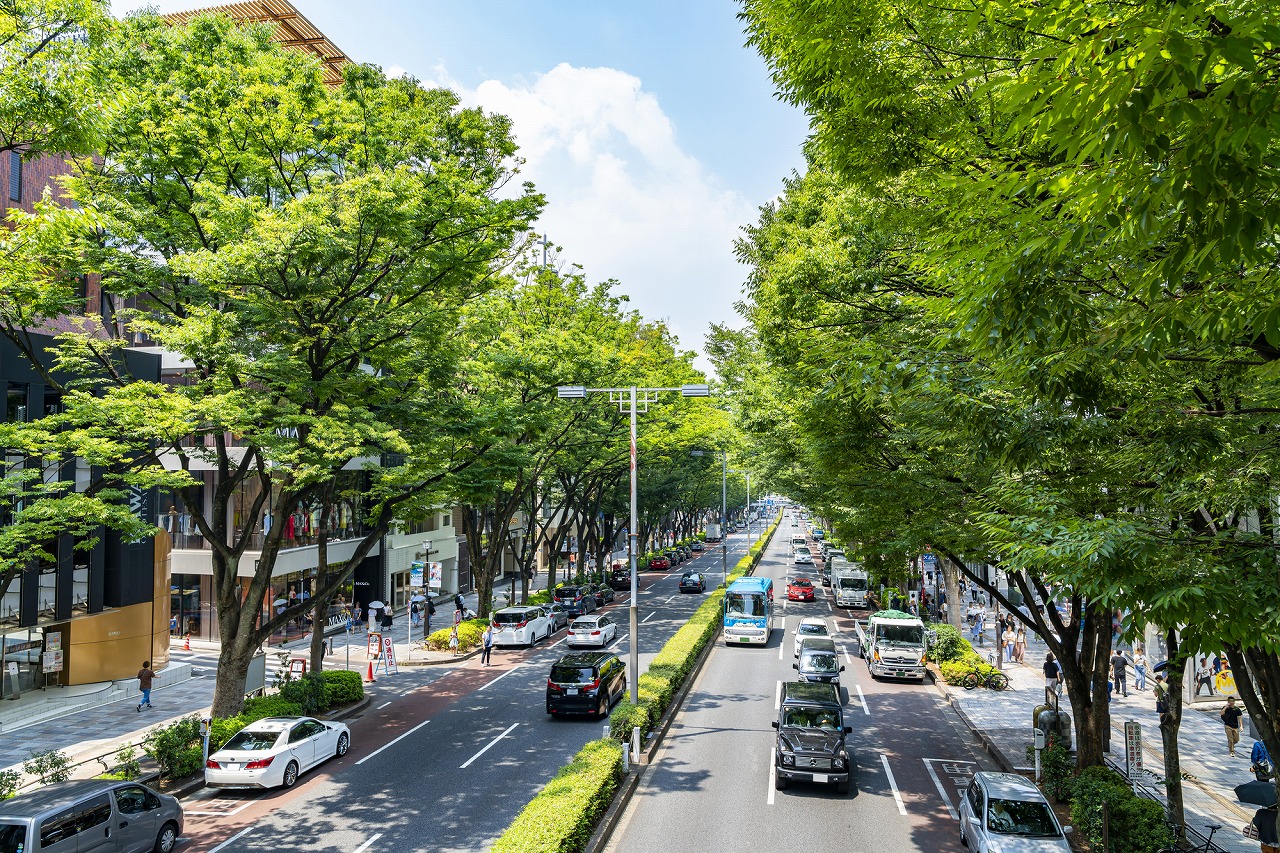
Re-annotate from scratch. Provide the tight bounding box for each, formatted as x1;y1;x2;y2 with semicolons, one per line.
1102;755;1228;853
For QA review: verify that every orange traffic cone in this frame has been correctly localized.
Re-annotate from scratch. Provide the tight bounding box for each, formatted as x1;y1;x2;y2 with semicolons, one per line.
183;633;191;651
365;659;376;682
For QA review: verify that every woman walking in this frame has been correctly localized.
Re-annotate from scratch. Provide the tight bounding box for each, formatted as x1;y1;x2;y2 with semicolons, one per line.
1013;627;1027;663
1134;648;1148;691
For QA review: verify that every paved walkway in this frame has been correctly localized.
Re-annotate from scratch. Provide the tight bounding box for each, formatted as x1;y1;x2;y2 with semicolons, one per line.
942;619;1256;853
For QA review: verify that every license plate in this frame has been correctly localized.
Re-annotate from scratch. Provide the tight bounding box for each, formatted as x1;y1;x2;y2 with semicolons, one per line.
566;688;578;695
226;764;240;771
811;773;828;783
740;637;751;643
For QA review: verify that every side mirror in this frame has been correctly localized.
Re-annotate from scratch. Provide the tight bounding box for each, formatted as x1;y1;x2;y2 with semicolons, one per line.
840;665;846;672
844;726;853;734
771;721;779;729
1062;826;1074;836
792;663;799;670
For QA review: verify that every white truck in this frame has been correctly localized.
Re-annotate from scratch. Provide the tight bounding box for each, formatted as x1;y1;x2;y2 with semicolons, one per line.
704;522;722;542
855;609;931;681
831;561;869;608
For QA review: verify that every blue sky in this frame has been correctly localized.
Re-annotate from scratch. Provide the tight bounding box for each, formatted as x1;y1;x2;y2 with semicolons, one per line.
114;1;811;368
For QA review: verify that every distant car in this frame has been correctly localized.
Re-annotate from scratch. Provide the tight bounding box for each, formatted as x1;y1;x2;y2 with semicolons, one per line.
818;566;831;586
812;528;825;540
553;585;598;617
665;549;682;565
690;542;704;552
794;546;814;565
546;652;627;718
959;772;1073;852
787;577;816;602
567;614;619;648
679;545;693;560
649;555;671;570
206;717;350;789
679;571;706;593
595;585;616;606
794;616;832;657
545;603;571;631
490;606;553;647
794;645;845;686
608;567;631;590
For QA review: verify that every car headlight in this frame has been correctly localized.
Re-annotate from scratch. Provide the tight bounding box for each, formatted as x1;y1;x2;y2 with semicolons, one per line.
832;757;845;769
781;752;795;766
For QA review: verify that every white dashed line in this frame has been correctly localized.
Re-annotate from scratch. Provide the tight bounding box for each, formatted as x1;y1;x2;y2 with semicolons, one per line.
881;754;908;815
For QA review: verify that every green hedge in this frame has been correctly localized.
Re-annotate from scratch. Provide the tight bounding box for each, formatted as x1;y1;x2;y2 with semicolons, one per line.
490;739;622;853
1069;766;1172;853
322;669;364;705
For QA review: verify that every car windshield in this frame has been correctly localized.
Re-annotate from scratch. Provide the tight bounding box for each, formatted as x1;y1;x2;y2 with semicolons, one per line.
796;548;810;556
492;612;528;624
802;652;839;672
726;592;767;617
0;824;26;853
839;577;869;590
879;624;924;644
222;729;282;751
555;587;582;600
550;665;595;684
798;623;827;636
781;707;841;730
791;580;812;588
986;798;1060;837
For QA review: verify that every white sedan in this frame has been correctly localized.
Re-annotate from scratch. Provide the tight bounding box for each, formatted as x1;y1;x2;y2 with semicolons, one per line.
567;614;618;648
794;546;814;565
794;616;832;657
205;716;350;789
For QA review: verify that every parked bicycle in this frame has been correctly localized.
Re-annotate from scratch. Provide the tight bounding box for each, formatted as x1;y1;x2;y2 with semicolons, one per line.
1156;822;1221;853
961;667;1010;691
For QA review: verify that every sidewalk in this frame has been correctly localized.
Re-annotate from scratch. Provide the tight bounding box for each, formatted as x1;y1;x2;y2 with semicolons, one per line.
939;622;1255;853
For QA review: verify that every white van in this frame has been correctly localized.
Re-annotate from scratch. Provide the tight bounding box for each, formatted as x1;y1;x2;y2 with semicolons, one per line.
790;534;807;552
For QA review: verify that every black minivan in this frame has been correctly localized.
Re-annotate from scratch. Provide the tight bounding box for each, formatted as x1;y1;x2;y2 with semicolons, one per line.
546;652;627;718
553;584;598;617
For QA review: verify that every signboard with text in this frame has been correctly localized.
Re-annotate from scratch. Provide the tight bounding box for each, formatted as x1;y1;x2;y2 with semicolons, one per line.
1124;720;1142;778
367;632;382;658
428;561;443;592
409;561;425;589
42;650;63;672
381;634;398;674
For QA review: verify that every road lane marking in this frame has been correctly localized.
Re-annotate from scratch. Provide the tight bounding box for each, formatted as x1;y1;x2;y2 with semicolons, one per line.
548;635;568;648
663;595;676;605
356;719;432;765
767;748;777;805
183;799;255;817
461;722;520;769
881;753;908;815
924;759;958;820
774;680;782;710
856;685;870;715
352;834;382;853
208;825;257;853
642;611;657;623
477;664;523;691
376;701;392;710
841;644;854;666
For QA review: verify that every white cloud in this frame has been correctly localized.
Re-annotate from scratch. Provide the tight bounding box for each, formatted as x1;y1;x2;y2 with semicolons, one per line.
441;63;752;367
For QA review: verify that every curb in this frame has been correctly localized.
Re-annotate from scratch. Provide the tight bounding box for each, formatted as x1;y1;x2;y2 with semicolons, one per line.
926;664;1019;773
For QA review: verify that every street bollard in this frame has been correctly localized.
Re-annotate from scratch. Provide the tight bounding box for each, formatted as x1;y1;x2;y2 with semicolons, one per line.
631;726;641;764
621;742;630;774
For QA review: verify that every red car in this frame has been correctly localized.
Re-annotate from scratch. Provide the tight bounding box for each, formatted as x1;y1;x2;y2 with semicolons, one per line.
648;555;671;570
787;577;816;601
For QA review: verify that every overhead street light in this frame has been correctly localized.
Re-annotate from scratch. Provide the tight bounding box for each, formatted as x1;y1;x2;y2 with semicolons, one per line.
557;383;712;704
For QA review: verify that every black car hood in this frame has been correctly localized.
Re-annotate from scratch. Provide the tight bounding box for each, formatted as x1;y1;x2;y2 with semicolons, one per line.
778;728;843;754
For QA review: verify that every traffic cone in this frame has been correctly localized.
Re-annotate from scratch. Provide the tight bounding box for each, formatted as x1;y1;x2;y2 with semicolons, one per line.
183;633;190;651
365;659;376;682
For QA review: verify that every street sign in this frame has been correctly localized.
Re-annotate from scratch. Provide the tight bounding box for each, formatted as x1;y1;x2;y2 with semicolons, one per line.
1124;721;1142;778
367;632;381;658
922;553;938;567
381;634;398;674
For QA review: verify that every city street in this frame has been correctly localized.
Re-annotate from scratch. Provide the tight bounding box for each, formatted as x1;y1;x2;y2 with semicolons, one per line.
173;538;753;853
605;523;996;853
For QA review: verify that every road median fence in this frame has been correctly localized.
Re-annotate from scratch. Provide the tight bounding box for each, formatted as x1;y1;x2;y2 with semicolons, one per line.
490;514;782;853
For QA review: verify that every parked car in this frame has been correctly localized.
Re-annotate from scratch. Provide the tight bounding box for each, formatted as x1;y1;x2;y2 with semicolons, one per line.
608;568;631;591
812;528;826;540
679;545;692;560
794;546;814;565
678;571;706;593
794;645;845;686
545;603;571;632
553;584;597;617
594;585;616;606
546;651;627;718
0;779;184;853
206;717;350;789
787;577;816;601
648;555;671;570
818;565;831;586
567;614;619;648
959;772;1073;852
665;548;682;565
490;606;553;647
690;542;704;551
794;616;832;656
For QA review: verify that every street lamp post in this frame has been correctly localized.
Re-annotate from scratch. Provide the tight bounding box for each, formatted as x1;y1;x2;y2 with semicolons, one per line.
730;469;751;547
558;383;710;704
692;450;729;590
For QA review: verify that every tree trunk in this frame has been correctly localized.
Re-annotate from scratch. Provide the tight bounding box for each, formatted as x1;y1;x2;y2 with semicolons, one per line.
310;496;333;672
1159;630;1187;832
1058;603;1112;769
211;642;255;717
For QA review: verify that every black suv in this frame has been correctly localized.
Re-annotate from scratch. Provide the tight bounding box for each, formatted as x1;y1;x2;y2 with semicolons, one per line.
772;682;853;794
608;568;631;591
553;584;598;617
546;652;627;718
793;645;845;686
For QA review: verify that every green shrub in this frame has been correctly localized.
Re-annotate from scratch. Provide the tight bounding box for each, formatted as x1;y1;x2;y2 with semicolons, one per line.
113;745;141;781
23;749;71;784
280;672;331;715
1069;765;1172;853
143;717;204;779
0;769;20;799
321;669;363;705
426;617;488;651
609;700;650;740
241;695;306;719
1040;735;1075;802
930;624;969;663
490;739;622;853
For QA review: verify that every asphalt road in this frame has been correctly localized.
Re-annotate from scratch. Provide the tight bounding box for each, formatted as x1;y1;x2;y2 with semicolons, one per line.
604;518;996;853
175;535;755;853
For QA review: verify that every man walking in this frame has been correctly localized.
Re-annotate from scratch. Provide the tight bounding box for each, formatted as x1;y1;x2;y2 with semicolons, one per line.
136;661;156;712
1110;648;1130;697
481;624;494;666
1043;652;1063;695
1223;695;1244;757
454;592;465;616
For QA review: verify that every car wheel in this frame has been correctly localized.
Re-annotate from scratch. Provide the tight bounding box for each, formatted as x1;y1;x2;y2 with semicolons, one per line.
960;819;969;847
282;760;299;789
335;732;349;757
835;779;850;795
153;821;179;853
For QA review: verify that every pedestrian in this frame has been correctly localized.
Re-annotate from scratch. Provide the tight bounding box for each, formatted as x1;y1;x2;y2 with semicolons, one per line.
1154;673;1169;724
1002;624;1016;663
1133;648;1148;691
410;600;421;627
136;661;156;712
1195;656;1216;696
426;597;436;636
1252;803;1279;853
1013;627;1027;663
1252;739;1274;781
449;625;460;655
353;602;363;631
454;592;465;614
1223;695;1244;757
380;605;394;636
1043;652;1063;696
1110;648;1130;697
481;624;494;666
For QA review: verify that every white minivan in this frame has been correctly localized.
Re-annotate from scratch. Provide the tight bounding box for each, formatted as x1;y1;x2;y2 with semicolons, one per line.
490;606;552;647
790;534;807;552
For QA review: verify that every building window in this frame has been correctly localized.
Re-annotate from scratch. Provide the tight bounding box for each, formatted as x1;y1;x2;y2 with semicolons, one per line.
8;151;20;202
7;383;28;423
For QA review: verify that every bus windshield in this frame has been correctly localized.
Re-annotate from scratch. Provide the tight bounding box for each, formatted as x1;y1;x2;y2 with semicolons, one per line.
726;592;767;618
